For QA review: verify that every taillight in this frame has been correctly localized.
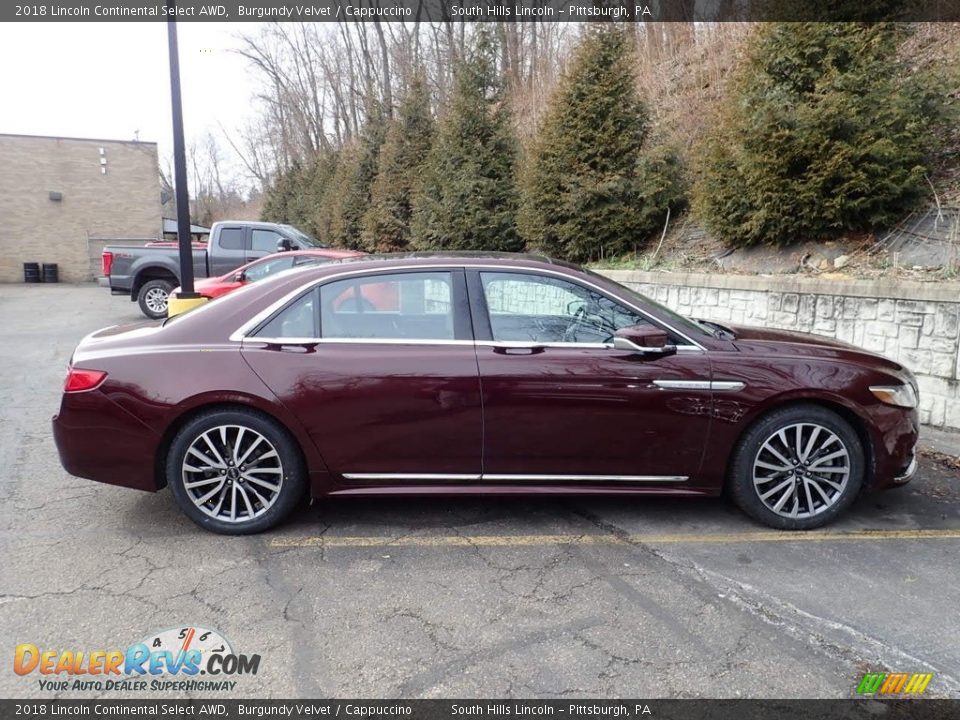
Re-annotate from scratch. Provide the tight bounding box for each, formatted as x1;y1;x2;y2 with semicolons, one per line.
64;368;107;393
102;251;113;277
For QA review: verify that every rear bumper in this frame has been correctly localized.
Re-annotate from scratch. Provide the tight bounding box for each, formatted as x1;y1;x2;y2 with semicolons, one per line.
52;390;161;492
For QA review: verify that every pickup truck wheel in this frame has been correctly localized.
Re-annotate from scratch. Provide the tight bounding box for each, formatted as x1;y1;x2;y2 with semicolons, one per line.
138;279;174;319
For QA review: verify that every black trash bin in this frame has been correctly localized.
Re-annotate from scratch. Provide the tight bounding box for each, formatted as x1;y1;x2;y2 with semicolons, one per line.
42;263;59;283
23;262;40;283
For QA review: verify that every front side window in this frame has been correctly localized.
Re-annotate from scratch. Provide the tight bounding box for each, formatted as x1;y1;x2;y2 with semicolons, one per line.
252;229;283;253
480;272;649;344
243;256;295;283
321;272;454;341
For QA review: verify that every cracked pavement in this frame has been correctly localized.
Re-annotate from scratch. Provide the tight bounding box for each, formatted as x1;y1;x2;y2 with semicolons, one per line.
1;284;959;699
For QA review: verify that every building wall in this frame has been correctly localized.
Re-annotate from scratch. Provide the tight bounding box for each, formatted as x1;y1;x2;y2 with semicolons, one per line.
599;270;960;431
0;134;161;282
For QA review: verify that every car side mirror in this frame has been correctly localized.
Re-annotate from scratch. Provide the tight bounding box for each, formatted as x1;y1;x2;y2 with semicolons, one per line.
276;238;293;252
613;325;677;356
235;271;246;282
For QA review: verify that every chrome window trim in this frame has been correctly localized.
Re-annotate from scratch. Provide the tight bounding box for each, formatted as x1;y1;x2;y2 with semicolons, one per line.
342;473;687;483
244;337;472;347
239;337;704;352
229;263;707;350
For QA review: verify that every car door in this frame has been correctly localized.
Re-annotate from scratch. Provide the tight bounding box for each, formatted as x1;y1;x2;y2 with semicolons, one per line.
250;228;285;262
210;225;248;276
240;268;483;485
468;269;714;487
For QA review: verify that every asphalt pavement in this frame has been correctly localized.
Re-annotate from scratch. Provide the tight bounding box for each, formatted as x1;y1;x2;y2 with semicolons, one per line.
1;283;958;700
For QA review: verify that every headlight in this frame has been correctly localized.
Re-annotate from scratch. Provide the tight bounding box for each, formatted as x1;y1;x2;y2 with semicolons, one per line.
869;384;918;409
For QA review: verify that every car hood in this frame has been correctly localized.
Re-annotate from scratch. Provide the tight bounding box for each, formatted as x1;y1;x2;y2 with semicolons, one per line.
728;323;911;378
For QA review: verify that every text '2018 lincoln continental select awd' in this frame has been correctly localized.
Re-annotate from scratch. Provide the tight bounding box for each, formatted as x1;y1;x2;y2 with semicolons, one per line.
53;253;919;534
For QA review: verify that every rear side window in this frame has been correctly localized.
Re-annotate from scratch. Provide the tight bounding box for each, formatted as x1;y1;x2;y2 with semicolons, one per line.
320;272;454;341
218;228;245;250
254;290;317;339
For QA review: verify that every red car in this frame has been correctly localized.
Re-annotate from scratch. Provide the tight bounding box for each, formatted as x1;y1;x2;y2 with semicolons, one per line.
53;254;919;534
174;248;363;301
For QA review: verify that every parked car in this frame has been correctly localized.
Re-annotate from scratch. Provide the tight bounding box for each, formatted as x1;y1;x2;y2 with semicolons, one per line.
173;249;364;301
102;221;329;320
54;253;919;535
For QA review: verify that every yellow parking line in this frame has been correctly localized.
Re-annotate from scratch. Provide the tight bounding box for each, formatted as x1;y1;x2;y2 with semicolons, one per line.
269;528;960;549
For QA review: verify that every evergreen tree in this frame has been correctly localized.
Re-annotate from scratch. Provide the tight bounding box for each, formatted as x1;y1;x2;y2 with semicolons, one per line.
328;101;388;249
518;27;684;263
412;31;521;252
362;74;435;252
301;148;341;244
261;161;306;227
694;23;944;248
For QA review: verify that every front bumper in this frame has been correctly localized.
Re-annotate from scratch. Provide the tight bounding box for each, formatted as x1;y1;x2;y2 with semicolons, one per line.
893;454;918;484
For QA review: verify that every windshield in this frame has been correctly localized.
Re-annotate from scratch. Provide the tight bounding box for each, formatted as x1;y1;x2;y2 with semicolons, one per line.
280;224;327;248
583;268;711;342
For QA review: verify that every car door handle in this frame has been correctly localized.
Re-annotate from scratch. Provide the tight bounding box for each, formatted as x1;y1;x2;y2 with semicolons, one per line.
492;343;546;355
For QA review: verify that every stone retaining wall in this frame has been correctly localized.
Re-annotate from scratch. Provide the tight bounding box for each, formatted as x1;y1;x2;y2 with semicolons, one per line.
600;270;960;430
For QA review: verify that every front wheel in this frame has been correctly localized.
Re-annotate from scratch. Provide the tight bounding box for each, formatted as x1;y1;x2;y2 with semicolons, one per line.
167;409;307;534
728;405;864;530
138;279;174;320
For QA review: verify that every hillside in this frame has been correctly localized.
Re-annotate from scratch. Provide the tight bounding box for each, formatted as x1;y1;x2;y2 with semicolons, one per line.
601;22;960;281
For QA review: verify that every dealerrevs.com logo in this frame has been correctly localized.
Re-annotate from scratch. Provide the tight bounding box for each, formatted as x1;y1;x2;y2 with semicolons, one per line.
14;625;261;692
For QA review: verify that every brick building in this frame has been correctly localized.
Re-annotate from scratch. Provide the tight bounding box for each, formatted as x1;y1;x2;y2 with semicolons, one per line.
0;133;162;282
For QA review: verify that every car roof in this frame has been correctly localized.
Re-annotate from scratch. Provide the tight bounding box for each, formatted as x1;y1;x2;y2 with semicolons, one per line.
331;251;582;271
286;248;362;258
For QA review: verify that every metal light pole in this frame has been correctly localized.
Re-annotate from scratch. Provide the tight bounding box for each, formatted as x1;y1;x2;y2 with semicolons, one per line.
166;2;200;311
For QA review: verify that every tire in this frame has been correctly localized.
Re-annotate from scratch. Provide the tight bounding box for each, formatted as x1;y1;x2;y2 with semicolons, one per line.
138;279;175;320
167;408;307;534
728;404;865;530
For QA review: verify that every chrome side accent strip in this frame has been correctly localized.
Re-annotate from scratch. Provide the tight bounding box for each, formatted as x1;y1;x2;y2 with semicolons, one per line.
653;380;712;390
894;456;918;482
483;474;689;483
653;380;745;392
343;473;481;482
710;381;746;392
343;473;688;483
229;263;707;350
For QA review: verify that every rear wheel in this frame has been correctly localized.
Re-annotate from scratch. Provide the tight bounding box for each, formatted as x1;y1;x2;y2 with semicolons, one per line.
138;279;174;319
167;409;306;534
729;405;864;530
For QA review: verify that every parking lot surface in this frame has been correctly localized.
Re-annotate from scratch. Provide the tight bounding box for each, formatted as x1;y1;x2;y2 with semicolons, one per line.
2;284;959;699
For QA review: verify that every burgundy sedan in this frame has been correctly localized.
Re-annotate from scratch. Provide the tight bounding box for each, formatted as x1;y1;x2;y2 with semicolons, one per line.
53;254;919;534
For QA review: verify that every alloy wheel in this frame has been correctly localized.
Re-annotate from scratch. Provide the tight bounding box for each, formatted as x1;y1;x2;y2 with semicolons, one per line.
144;287;169;314
181;425;284;523
752;422;851;519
